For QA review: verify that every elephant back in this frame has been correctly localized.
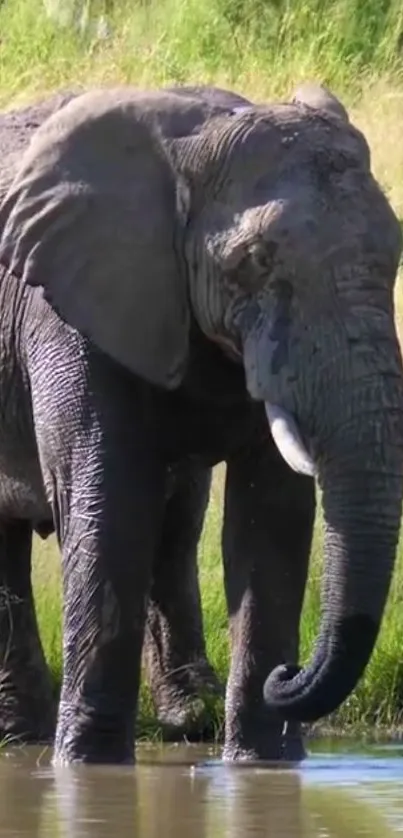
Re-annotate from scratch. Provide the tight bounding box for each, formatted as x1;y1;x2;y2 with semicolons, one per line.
0;91;80;205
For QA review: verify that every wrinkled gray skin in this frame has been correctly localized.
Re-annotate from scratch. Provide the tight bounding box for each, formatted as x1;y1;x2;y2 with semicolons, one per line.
0;84;254;746
0;83;402;766
133;84;254;738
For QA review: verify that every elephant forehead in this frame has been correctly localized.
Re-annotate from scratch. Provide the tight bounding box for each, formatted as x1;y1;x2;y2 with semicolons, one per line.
262;173;397;271
203;106;399;267
191;103;371;207
211;166;400;300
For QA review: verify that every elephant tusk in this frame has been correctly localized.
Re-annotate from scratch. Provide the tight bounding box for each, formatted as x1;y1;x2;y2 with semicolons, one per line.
265;402;316;477
231;106;253;115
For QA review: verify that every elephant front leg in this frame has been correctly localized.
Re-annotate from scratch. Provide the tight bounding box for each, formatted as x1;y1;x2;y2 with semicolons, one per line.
29;325;168;764
222;442;315;762
0;519;55;742
53;455;164;765
143;463;223;741
53;445;165;765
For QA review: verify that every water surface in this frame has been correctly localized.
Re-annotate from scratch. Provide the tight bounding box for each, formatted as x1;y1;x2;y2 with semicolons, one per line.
2;740;403;836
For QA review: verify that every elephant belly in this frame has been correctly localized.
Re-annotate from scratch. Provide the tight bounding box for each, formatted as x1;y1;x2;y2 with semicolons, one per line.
156;394;268;467
151;330;269;466
0;276;50;522
0;444;50;523
0;456;52;523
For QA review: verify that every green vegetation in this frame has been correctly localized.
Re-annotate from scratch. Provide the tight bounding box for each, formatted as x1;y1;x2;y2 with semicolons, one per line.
1;0;403;107
3;0;403;738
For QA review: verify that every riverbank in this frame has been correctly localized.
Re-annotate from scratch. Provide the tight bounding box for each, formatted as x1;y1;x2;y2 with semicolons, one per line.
4;0;403;739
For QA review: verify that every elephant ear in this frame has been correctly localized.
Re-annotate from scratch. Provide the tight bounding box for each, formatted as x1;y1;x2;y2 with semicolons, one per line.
291;81;349;122
0;89;190;389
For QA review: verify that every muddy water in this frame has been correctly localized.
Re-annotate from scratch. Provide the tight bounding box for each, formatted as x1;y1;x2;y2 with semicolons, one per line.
2;741;403;837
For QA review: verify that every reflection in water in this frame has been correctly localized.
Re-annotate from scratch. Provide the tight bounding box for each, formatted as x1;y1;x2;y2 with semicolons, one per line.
304;786;395;838
54;763;141;838
0;743;403;837
0;749;52;837
204;766;305;837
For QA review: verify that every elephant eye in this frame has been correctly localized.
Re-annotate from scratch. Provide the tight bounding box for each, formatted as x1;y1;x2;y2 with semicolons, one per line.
225;242;276;293
250;240;278;276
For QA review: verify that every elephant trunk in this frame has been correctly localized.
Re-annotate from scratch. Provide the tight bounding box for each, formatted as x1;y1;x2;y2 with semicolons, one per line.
263;397;403;723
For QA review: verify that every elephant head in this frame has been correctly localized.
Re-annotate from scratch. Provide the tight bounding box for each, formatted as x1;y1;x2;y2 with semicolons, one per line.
0;84;402;725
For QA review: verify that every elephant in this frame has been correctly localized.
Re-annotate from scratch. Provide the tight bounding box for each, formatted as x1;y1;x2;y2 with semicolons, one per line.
0;81;401;766
0;85;253;748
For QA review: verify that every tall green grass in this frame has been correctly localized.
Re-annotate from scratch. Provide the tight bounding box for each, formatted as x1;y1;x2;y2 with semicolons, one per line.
4;0;403;737
1;0;403;107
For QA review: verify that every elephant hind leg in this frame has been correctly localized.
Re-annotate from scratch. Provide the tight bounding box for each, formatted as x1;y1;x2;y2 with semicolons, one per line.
0;519;55;743
143;463;223;742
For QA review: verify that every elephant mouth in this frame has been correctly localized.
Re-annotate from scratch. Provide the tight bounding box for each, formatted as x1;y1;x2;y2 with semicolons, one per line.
264;402;316;477
240;304;315;477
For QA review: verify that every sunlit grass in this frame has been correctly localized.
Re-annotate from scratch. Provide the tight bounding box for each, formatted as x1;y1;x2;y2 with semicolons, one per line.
0;0;403;108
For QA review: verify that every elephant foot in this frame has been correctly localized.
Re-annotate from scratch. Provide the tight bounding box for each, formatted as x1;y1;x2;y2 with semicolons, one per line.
222;721;306;764
151;659;224;742
53;701;135;765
